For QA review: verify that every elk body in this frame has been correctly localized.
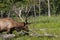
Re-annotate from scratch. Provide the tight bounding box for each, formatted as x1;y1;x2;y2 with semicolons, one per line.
0;18;29;34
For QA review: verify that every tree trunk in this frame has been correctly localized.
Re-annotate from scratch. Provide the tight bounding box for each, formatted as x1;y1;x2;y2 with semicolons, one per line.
39;0;41;16
8;11;10;18
1;10;3;18
33;0;36;17
47;0;51;17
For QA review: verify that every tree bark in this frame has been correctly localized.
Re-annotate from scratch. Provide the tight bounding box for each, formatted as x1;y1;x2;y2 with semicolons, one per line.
8;11;10;18
33;0;36;17
47;0;51;17
39;0;41;16
1;10;3;18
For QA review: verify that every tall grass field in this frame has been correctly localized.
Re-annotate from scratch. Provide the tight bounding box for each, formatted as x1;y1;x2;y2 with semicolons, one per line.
0;16;60;40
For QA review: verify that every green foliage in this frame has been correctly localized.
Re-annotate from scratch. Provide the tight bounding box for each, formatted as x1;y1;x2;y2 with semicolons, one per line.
28;16;60;28
0;0;60;16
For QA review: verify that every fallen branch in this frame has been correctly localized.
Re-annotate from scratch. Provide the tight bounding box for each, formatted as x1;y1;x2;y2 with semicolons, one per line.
29;33;58;37
0;34;15;39
29;29;58;37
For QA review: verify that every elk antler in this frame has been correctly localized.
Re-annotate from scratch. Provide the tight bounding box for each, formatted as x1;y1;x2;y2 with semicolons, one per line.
13;6;24;22
18;8;24;21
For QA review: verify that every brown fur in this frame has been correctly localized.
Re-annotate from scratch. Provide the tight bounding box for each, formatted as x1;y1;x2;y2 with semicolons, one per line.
0;18;29;34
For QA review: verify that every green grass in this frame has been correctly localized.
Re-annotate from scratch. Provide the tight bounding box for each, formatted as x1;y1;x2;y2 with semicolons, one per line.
0;16;60;40
28;16;60;28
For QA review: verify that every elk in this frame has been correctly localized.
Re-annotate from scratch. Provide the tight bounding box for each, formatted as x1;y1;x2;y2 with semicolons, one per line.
0;18;29;35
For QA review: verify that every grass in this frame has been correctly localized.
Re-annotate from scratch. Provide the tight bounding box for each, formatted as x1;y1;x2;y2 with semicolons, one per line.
28;16;60;28
0;16;60;40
